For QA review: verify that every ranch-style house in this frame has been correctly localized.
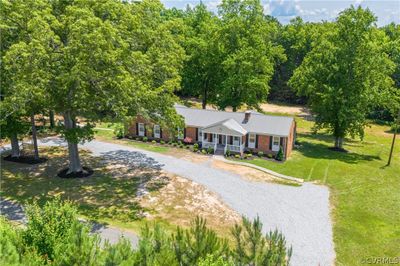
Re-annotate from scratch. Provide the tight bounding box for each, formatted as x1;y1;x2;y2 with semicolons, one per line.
128;105;296;159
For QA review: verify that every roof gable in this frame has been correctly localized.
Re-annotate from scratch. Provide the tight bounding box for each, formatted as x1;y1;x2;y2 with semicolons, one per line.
202;118;247;136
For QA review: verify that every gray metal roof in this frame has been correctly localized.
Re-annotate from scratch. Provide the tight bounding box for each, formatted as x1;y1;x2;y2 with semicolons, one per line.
175;105;294;137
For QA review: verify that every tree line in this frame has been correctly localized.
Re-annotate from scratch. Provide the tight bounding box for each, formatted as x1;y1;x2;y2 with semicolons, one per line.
1;0;399;174
1;198;292;265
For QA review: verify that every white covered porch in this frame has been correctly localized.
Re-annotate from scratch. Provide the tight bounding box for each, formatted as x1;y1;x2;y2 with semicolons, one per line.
200;118;247;154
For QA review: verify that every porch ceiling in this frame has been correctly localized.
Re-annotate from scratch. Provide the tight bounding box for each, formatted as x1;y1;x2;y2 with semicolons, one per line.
201;118;247;136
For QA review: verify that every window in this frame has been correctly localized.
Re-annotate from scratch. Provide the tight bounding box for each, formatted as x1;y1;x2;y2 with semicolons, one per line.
138;123;145;136
177;127;184;140
233;136;240;146
248;133;256;148
154;125;160;138
198;129;202;141
272;136;280;151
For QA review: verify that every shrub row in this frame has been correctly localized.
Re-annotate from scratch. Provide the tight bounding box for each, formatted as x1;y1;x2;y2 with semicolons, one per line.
1;199;292;266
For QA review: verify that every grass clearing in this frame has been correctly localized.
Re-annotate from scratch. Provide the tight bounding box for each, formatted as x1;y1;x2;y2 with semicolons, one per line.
0;146;238;238
246;118;400;265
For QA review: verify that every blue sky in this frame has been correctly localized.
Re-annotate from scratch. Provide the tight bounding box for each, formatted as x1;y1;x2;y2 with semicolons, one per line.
160;0;400;26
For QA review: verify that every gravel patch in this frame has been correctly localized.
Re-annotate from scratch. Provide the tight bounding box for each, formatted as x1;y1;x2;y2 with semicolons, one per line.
3;138;335;265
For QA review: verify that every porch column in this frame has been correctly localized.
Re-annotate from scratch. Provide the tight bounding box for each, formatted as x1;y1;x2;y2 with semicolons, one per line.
225;134;228;145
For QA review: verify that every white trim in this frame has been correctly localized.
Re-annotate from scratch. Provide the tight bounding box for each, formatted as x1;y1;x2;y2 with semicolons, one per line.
233;136;240;146
154;124;160;138
138;123;145;136
198;129;202;142
272;136;280;151
248;133;256;149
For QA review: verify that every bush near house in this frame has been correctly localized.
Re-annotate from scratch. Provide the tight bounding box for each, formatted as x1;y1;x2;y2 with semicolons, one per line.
193;143;199;152
142;137;148;142
0;199;291;266
257;151;264;157
275;146;284;161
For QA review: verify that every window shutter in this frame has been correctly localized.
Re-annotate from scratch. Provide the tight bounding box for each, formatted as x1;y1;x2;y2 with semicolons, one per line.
245;133;249;147
136;123;138;135
280;137;283;146
184;128;186;138
269;136;272;150
144;124;147;136
196;128;198;141
255;135;258;148
210;134;213;142
229;136;233;145
152;125;154;138
160;128;163;139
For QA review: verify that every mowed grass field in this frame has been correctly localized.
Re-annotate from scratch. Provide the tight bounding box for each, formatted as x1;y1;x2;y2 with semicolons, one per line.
247;117;400;265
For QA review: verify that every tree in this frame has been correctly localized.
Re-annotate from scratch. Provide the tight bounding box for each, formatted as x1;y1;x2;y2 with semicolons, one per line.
4;0;184;174
216;0;285;111
0;0;52;159
289;6;395;149
180;3;222;109
269;18;333;104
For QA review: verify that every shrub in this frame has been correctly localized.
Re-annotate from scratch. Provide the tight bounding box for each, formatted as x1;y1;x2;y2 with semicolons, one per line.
1;199;291;266
246;153;252;158
142;137;148;142
267;153;273;159
207;146;214;154
168;141;173;145
151;140;157;144
172;142;177;147
225;148;231;157
258;151;264;157
160;140;165;145
178;140;183;145
185;145;190;149
201;149;207;154
193;143;199;152
183;137;192;144
135;137;140;141
231;217;292;265
113;124;124;139
275;146;284;161
23;197;80;261
234;154;240;159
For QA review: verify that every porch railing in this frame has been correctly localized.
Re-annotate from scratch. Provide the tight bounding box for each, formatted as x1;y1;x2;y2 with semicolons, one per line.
225;144;243;153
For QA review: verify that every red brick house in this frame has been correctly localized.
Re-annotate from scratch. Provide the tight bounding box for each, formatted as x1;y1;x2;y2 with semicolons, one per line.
128;105;296;159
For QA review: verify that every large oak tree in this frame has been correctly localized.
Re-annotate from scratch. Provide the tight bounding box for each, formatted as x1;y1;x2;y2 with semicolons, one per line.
3;0;184;174
289;6;395;149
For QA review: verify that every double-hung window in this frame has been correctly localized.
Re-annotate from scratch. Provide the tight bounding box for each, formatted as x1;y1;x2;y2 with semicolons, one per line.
154;125;160;138
198;129;202;141
138;123;145;136
248;133;256;148
272;136;280;151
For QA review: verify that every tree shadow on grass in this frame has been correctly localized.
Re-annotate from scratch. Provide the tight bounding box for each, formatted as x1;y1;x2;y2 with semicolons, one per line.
0;146;168;223
297;133;380;164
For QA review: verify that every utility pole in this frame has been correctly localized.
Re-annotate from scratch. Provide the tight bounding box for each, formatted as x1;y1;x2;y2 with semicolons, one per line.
387;109;400;166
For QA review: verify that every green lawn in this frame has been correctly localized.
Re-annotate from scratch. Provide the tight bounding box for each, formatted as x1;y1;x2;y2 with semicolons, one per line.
247;118;400;265
95;117;400;264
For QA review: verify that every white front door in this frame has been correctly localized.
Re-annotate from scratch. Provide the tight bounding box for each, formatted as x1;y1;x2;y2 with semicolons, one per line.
154;125;160;138
272;136;280;151
138;123;145;136
233;136;240;146
248;133;256;149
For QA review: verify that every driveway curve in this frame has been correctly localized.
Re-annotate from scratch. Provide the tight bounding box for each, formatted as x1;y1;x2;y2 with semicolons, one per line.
32;138;334;265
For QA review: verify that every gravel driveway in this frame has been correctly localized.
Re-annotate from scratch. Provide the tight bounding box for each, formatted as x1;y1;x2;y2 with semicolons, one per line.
3;138;335;265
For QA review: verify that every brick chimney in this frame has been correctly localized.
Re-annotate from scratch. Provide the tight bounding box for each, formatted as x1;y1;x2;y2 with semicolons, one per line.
244;110;251;123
